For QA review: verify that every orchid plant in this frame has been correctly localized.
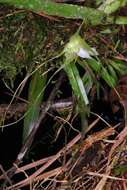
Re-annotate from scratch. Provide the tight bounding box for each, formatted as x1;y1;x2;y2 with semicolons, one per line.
62;33;99;133
61;32;127;133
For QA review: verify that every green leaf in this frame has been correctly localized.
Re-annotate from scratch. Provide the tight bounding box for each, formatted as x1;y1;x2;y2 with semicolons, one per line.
107;64;118;83
64;59;89;106
82;72;93;94
0;0;106;25
110;60;127;75
85;58;101;73
99;0;127;14
63;59;89;133
1;0;127;25
101;67;117;87
82;58;118;87
23;69;46;143
114;16;127;25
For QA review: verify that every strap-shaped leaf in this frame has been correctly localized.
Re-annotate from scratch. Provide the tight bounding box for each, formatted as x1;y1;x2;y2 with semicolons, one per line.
99;0;127;14
64;59;89;106
63;59;89;134
1;0;127;25
0;0;106;25
23;69;46;143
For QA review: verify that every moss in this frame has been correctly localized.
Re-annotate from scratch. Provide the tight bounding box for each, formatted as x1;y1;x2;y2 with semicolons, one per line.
0;6;77;87
0;8;46;84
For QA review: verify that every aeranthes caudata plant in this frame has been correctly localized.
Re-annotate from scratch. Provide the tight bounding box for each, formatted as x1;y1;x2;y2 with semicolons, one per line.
62;32;127;134
62;33;99;134
23;32;127;144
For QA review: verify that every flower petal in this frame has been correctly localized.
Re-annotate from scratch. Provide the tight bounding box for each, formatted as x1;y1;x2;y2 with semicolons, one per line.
77;48;91;59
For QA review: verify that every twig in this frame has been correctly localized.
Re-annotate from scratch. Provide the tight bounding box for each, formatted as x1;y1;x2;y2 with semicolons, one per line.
88;171;127;182
1;73;65;187
6;121;114;189
0;98;73;119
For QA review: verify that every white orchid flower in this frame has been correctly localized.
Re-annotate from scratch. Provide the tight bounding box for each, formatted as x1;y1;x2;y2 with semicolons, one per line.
64;33;98;60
